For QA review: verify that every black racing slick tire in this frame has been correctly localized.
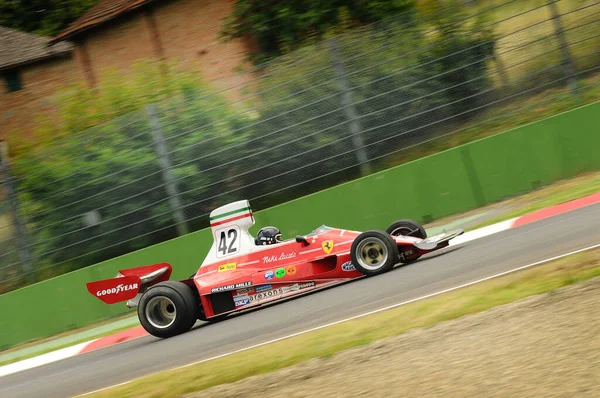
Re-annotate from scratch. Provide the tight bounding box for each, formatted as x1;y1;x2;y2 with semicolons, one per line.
386;219;426;264
350;230;399;277
386;219;427;239
138;281;199;339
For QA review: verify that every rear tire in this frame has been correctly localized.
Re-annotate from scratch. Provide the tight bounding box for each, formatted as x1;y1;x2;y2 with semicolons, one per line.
138;281;199;338
351;230;399;276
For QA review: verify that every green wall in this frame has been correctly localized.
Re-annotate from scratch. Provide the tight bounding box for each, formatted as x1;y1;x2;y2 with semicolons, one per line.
1;102;599;349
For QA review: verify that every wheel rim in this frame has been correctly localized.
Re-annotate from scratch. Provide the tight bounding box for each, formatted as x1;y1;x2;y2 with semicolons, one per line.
356;237;389;271
390;226;413;237
145;296;177;329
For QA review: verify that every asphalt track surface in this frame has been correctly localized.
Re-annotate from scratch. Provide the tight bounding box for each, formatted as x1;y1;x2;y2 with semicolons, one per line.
1;203;599;398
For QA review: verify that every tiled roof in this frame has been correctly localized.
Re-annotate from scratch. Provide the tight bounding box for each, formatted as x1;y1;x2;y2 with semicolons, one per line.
0;26;73;71
51;0;158;43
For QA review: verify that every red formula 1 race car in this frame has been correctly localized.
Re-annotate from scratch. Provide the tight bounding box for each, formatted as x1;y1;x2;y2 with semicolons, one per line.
86;200;463;339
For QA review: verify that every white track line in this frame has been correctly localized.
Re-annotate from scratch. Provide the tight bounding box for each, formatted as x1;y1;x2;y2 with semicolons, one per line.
0;340;97;378
449;218;516;246
77;242;600;397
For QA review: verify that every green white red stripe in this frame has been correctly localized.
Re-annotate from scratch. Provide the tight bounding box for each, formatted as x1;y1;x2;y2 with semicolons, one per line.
210;206;252;227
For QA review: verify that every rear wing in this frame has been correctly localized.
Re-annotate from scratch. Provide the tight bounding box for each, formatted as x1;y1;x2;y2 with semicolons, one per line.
86;263;172;307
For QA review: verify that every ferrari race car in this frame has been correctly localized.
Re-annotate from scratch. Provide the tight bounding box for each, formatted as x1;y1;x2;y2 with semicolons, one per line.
86;200;463;339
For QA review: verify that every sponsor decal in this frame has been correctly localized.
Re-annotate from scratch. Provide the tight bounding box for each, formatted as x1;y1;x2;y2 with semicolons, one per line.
249;281;317;302
96;283;139;297
256;284;272;293
280;284;298;294
286;265;297;276
249;287;284;303
299;281;316;289
218;262;236;272
262;251;297;263
211;281;252;293
322;240;334;254
341;261;356;272
399;250;414;262
281;281;316;294
233;294;250;307
236;287;254;295
275;268;286;278
264;270;275;280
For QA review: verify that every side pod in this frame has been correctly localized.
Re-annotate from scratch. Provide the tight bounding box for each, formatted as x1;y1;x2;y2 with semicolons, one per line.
86;263;172;307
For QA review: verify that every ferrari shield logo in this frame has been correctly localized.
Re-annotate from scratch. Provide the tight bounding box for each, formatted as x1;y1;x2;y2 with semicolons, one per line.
322;240;334;254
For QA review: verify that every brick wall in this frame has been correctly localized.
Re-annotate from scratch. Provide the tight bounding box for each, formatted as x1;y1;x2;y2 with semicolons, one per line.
78;0;256;96
153;0;256;91
0;57;79;142
82;12;156;79
1;0;256;144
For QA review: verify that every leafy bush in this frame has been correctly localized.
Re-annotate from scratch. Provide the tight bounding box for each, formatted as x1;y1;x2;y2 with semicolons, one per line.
12;62;254;274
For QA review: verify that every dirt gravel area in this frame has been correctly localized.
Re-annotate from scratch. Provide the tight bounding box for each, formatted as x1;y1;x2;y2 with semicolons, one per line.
185;277;600;398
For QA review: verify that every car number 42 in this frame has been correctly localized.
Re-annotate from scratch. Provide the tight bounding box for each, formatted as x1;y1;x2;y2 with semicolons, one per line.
216;226;240;257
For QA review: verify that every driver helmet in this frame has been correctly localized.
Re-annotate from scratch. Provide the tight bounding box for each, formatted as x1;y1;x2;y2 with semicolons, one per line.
256;226;282;245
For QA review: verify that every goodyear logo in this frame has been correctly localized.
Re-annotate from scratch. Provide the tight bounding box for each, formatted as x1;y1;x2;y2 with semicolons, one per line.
96;283;138;297
218;262;236;272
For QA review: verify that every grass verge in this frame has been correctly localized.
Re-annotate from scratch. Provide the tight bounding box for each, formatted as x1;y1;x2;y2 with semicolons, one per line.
422;170;599;232
86;247;600;398
467;171;600;230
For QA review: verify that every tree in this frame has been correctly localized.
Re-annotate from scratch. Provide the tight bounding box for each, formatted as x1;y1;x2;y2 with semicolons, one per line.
220;0;416;63
0;0;98;36
234;1;497;205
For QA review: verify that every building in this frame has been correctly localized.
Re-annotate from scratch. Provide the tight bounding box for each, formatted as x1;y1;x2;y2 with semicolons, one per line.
0;27;76;142
1;0;254;144
50;0;254;92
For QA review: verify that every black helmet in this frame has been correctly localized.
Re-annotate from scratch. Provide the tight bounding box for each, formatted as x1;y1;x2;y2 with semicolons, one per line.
256;226;282;245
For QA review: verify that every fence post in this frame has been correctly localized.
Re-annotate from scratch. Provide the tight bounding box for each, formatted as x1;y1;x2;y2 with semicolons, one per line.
146;104;189;236
328;38;372;176
492;54;510;89
547;0;581;103
0;141;35;282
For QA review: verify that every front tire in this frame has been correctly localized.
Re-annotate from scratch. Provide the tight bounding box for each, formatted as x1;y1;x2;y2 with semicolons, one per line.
350;230;399;276
386;219;426;264
138;281;199;338
386;219;426;239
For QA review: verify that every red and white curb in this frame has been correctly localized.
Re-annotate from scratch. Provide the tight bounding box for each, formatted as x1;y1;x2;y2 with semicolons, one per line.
0;326;148;377
1;191;599;378
0;341;92;378
450;191;600;246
